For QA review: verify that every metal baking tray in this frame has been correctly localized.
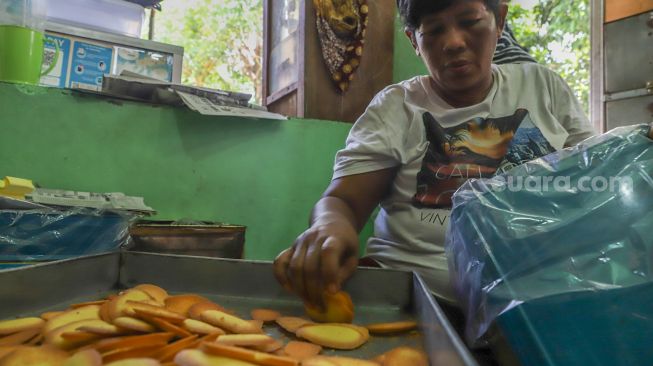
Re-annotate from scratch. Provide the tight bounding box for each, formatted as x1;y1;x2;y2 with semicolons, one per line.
0;251;477;365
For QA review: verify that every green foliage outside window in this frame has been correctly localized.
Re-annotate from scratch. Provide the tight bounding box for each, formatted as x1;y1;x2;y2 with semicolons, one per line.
507;0;591;115
151;0;263;103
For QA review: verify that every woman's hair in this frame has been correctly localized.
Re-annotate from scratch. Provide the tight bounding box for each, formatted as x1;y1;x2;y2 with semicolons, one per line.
397;0;501;30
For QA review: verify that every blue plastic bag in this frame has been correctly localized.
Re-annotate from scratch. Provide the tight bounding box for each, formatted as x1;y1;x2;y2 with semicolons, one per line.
447;124;653;348
0;207;135;268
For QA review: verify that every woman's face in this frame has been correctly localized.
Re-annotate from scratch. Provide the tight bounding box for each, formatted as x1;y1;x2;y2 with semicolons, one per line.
407;0;506;106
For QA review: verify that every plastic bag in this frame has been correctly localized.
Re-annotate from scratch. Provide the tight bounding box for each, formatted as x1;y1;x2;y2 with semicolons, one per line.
447;124;653;345
0;206;136;267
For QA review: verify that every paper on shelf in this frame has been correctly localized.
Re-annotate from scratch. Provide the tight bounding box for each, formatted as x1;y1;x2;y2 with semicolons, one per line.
100;74;287;120
27;189;156;215
176;91;286;120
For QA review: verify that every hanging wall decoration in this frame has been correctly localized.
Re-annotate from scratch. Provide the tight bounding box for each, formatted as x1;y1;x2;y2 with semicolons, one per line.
313;0;368;93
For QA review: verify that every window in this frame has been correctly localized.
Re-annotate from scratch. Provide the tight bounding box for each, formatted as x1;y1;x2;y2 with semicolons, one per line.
143;0;263;104
508;0;591;114
140;1;592;116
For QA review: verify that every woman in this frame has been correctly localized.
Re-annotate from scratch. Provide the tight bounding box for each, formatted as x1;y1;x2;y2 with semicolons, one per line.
273;0;596;309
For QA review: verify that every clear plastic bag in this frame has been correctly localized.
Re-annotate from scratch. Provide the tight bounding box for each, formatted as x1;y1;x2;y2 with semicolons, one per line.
0;206;135;266
0;0;48;30
447;124;653;347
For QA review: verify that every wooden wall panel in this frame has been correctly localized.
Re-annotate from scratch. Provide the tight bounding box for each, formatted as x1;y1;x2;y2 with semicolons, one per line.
264;0;395;123
267;92;298;118
605;0;653;23
304;0;395;123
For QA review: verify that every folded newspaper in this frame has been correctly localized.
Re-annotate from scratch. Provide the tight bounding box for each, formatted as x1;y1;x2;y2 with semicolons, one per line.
101;73;286;120
26;189;156;215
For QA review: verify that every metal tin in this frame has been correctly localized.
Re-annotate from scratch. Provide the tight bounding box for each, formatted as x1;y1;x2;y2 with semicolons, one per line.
128;221;246;259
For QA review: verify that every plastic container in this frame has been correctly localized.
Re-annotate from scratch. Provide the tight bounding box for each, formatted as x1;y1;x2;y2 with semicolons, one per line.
495;282;653;366
0;0;59;85
447;124;653;346
44;0;144;38
0;0;47;30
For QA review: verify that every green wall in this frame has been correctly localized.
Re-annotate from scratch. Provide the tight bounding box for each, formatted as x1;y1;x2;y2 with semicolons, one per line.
0;84;350;260
0;14;426;261
392;15;429;83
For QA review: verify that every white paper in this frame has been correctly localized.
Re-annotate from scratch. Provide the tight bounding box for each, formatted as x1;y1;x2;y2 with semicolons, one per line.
27;189;156;214
177;91;287;120
101;74;287;121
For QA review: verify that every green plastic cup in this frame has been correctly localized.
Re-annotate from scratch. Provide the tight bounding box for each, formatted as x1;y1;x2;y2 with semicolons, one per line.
0;24;58;85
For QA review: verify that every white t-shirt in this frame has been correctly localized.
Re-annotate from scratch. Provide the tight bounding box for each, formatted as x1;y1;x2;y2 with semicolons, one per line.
333;63;597;303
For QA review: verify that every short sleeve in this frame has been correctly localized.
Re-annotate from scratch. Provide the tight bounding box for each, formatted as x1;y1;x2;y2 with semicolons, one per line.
547;71;597;146
333;87;411;179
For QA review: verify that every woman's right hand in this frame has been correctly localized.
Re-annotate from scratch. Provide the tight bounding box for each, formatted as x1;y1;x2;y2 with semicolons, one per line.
273;220;359;309
273;167;398;308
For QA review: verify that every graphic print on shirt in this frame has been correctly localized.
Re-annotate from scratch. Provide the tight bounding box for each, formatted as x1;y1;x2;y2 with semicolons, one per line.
413;109;555;208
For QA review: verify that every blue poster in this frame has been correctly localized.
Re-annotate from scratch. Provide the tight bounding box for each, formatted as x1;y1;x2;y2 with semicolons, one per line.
69;41;113;91
40;34;71;88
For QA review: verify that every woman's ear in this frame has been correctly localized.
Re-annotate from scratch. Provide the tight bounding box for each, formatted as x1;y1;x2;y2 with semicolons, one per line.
404;28;420;56
497;3;508;38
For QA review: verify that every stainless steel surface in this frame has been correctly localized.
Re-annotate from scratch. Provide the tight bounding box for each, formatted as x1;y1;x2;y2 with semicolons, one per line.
0;252;120;319
414;275;479;366
172;53;183;84
45;21;184;83
604;12;653;94
590;0;605;132
0;251;477;364
606;95;653;130
45;21;184;55
605;87;653;102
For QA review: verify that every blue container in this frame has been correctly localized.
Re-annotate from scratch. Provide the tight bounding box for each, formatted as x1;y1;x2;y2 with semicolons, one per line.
447;125;653;363
496;282;653;366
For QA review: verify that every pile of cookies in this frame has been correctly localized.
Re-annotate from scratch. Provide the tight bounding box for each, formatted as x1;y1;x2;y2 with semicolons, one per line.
0;284;428;366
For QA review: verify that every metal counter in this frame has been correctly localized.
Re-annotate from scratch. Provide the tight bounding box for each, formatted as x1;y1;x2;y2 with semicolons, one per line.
0;251;477;365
